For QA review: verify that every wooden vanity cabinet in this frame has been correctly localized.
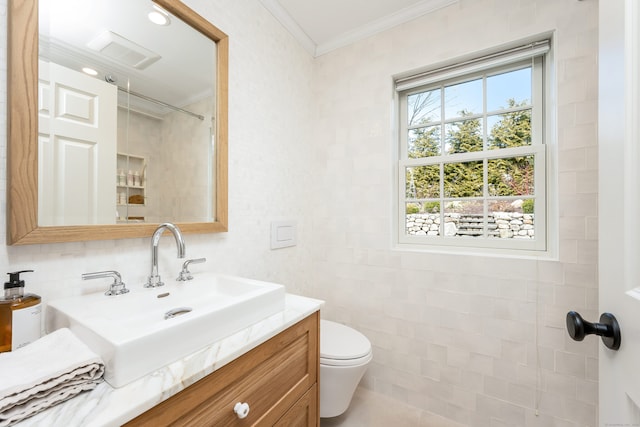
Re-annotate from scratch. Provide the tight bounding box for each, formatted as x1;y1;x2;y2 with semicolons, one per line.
125;311;319;426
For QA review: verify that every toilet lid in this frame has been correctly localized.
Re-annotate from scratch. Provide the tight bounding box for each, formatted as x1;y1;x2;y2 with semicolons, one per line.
320;320;372;360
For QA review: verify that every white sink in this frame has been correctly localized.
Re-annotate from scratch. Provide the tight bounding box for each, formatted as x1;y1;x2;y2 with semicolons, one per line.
46;273;286;388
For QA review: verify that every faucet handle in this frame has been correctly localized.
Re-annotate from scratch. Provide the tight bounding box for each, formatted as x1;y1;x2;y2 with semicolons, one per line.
177;258;206;281
82;270;130;296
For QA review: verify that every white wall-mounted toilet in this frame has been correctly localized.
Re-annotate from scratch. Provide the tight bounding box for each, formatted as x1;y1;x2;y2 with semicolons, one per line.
320;319;373;418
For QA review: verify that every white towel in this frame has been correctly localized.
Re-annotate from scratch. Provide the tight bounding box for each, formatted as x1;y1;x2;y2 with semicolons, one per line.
0;328;104;426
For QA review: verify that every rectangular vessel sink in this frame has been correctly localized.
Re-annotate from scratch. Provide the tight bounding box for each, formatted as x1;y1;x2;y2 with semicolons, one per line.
46;273;285;388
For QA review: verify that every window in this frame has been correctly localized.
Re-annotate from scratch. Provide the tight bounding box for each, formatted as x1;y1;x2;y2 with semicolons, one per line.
396;41;549;252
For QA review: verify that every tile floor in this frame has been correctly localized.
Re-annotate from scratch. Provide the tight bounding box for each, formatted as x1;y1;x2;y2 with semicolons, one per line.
320;387;466;427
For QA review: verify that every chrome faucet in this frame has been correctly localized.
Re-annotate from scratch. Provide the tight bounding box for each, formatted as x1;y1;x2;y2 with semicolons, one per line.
82;270;129;296
145;223;185;288
177;258;206;281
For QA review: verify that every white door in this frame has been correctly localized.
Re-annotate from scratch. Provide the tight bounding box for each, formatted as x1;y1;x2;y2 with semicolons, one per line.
598;0;640;424
38;60;118;226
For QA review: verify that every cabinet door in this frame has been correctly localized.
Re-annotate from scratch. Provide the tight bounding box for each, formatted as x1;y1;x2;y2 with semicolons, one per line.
274;384;318;427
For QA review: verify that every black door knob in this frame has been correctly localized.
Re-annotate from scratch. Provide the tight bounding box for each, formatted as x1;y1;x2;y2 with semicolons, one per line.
566;311;621;350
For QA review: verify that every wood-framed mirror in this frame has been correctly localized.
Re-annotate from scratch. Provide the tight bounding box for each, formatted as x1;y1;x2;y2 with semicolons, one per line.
7;0;228;245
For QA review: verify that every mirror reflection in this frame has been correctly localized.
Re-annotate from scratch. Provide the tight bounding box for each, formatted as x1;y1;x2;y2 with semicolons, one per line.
38;0;216;226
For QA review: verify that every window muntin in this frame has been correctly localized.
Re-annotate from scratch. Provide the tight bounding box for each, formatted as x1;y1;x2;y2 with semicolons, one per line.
398;57;546;251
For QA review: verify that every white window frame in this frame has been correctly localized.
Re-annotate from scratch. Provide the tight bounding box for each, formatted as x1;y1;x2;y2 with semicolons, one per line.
395;42;550;253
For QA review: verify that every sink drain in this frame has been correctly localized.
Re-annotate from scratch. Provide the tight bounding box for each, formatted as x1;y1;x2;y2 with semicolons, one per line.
164;307;193;319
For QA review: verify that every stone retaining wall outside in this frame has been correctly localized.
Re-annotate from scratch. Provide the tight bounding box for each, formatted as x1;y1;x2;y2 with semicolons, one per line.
406;212;535;239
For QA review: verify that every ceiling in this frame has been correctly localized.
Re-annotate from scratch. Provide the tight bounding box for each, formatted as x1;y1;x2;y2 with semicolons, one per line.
260;0;458;57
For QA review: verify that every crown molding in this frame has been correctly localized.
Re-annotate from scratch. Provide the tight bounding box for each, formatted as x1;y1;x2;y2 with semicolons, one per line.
261;0;458;58
259;0;317;56
315;0;458;56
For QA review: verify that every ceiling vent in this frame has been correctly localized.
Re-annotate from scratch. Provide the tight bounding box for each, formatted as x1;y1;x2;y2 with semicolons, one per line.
87;31;160;70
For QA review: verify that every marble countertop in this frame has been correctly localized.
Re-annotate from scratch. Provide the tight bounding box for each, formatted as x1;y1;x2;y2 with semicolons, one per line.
17;293;323;427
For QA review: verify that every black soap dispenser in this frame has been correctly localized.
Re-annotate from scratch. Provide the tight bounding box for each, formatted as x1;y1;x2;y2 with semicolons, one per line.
0;270;42;353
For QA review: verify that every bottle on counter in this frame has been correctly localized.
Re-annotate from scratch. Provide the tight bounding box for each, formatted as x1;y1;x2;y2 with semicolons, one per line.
0;270;42;353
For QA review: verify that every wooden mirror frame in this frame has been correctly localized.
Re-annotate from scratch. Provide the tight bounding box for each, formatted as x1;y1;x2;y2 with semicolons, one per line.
7;0;228;245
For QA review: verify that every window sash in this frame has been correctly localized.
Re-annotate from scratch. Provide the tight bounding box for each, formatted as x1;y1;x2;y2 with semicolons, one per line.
399;59;543;157
396;45;547;252
398;144;546;250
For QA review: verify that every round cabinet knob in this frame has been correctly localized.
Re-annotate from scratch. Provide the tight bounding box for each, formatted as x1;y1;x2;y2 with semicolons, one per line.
566;311;621;350
234;402;250;419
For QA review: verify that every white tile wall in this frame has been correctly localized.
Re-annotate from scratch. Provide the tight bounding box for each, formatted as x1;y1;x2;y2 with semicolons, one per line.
309;0;599;426
1;0;600;425
157;98;212;222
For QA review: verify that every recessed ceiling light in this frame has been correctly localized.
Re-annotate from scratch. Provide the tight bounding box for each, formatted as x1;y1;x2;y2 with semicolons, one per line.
82;67;98;76
148;6;170;26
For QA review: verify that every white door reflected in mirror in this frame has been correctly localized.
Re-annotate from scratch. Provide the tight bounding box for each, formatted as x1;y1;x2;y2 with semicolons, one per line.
38;61;117;226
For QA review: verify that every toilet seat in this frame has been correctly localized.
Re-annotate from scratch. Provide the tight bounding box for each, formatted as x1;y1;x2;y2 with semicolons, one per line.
320;320;372;366
320;352;373;367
